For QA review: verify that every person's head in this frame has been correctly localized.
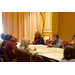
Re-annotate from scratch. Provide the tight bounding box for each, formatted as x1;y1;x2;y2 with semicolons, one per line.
72;35;75;40
8;35;16;42
63;45;75;60
1;33;5;39
20;37;30;48
34;31;41;38
53;34;59;41
4;34;10;40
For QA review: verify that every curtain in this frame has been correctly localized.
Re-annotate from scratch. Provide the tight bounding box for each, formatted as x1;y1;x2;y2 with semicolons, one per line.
2;12;44;43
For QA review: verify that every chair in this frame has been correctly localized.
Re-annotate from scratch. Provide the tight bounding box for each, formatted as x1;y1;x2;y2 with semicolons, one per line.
15;49;23;62
32;55;43;62
46;40;52;45
63;41;68;48
3;47;17;62
21;52;30;62
3;47;10;62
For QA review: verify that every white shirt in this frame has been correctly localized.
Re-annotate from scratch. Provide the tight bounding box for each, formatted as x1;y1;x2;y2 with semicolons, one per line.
0;37;3;49
59;58;75;62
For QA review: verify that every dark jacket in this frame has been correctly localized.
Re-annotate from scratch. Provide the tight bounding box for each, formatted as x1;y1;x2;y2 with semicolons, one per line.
34;36;45;45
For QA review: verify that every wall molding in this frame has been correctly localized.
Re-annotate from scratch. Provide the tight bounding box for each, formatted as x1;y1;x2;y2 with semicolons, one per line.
43;28;52;42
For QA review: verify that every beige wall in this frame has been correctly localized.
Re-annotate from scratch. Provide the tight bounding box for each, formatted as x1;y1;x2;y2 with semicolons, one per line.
43;12;52;42
44;12;75;44
58;12;75;43
52;12;58;40
43;12;58;42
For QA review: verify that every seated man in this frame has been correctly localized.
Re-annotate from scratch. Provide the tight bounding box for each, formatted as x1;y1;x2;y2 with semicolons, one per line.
5;35;17;61
48;34;64;48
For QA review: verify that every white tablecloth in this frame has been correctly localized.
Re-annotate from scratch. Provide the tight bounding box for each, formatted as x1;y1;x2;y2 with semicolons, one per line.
17;43;64;60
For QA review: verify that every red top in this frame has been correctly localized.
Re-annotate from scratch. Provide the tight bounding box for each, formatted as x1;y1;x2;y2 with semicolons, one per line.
5;40;17;61
34;38;38;43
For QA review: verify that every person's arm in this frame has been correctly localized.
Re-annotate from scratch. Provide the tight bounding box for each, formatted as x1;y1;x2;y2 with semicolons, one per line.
26;48;34;56
12;49;16;55
52;41;62;48
10;43;17;55
48;40;63;48
47;41;54;47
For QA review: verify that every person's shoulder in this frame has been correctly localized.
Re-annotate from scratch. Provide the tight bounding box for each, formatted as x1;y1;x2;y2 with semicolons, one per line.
69;59;75;62
58;38;63;42
8;41;16;45
59;58;68;62
39;36;43;39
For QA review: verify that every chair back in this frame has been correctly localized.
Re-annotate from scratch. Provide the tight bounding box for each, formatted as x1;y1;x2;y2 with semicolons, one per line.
15;49;23;62
21;52;30;62
32;55;43;62
3;47;9;62
63;41;68;48
46;40;52;45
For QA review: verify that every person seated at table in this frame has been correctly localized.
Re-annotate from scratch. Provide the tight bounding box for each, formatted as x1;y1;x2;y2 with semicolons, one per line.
19;37;34;61
48;34;64;48
59;45;75;62
32;31;45;45
2;34;9;46
0;34;10;55
5;35;17;61
19;37;34;56
0;34;9;55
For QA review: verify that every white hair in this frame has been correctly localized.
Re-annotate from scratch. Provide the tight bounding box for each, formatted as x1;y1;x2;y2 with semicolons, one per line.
19;37;29;50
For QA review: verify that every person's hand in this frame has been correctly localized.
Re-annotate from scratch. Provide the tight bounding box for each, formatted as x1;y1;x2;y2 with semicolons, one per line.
47;44;52;47
32;41;36;44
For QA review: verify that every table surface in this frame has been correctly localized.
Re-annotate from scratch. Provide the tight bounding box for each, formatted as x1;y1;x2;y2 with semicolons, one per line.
17;43;64;60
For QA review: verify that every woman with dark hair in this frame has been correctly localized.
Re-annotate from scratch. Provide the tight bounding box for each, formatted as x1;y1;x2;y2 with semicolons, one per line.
60;45;75;62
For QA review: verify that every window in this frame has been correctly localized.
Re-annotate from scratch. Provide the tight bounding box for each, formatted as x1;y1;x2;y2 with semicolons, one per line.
0;12;3;35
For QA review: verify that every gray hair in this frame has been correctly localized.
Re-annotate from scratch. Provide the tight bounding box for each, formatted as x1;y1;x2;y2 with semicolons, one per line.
19;37;29;50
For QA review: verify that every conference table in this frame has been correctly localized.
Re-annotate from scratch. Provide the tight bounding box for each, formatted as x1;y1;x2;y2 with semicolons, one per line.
17;43;64;61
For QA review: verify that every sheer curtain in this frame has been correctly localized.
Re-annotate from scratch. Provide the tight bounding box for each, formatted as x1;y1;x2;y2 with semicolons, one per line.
2;12;44;43
0;12;3;35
